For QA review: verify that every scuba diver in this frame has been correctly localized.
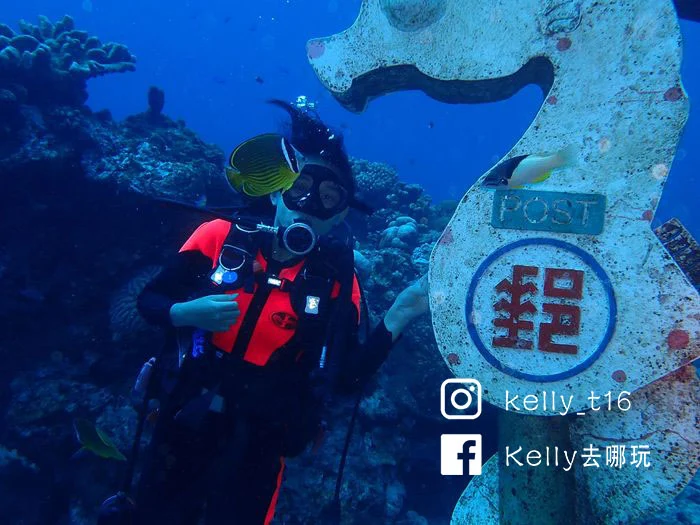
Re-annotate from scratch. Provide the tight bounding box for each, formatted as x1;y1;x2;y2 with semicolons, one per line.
130;98;431;525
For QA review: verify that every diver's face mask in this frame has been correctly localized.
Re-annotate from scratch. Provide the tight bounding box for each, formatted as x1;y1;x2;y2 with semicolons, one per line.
282;164;350;220
226;133;372;219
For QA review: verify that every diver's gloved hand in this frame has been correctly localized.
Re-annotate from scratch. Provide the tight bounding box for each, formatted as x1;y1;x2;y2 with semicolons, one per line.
384;274;430;341
170;294;240;332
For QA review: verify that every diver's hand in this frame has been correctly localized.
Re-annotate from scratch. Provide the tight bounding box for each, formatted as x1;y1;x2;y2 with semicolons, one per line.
383;275;430;342
170;294;240;332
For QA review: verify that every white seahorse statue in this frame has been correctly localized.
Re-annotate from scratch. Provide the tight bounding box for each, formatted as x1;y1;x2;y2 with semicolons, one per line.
306;0;699;522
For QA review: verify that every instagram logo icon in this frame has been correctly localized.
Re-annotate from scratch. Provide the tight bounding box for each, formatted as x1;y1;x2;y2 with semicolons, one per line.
440;379;482;420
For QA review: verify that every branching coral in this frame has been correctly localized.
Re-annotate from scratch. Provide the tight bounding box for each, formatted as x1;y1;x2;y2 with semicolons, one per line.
0;15;136;106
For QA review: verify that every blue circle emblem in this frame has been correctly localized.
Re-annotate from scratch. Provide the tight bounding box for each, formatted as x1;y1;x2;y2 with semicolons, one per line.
222;271;238;284
464;238;617;382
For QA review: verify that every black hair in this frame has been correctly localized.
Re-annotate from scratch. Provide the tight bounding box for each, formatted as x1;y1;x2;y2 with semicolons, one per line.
267;99;356;197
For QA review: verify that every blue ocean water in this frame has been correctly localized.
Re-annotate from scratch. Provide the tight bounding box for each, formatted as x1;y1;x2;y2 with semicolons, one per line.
1;2;699;525
2;0;698;236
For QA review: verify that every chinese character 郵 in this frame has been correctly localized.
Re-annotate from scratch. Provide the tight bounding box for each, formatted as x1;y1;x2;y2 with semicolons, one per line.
493;265;584;354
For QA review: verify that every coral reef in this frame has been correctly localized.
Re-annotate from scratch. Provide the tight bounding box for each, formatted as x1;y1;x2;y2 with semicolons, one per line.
380;216;419;250
1;91;227;200
83;106;227;199
411;242;434;274
0;16;232;520
352;158;399;210
0;15;136;107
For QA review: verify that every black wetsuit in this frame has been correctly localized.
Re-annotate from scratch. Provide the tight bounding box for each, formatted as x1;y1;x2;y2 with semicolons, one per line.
134;222;396;525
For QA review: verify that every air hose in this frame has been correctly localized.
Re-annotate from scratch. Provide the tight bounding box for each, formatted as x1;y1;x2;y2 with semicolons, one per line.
322;270;372;524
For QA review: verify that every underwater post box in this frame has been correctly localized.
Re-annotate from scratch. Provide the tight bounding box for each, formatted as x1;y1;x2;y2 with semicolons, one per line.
306;0;699;523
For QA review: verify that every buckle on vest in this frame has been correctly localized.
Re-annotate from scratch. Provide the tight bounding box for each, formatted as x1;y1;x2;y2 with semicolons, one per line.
267;275;282;287
266;275;293;292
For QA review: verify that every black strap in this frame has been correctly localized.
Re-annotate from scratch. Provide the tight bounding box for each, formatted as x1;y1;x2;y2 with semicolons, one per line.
332;390;362;509
330;271;371;513
220;225;275;360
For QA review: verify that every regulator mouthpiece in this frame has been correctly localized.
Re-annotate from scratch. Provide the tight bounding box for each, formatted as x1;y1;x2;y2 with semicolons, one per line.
282;220;318;256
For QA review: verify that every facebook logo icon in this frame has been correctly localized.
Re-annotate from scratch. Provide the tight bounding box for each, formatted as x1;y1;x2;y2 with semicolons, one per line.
441;434;483;476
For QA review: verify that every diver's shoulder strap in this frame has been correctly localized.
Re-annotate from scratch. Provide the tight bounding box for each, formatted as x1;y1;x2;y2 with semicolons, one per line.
221;221;266;257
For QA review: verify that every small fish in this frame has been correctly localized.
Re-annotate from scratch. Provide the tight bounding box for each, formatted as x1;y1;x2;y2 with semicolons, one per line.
226;134;301;197
213;76;227;85
224;15;232;24
484;145;577;189
254;75;265;84
428;121;435;129
73;418;126;461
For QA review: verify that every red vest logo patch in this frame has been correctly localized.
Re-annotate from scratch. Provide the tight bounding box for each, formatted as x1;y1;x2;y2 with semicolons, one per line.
271;311;298;330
